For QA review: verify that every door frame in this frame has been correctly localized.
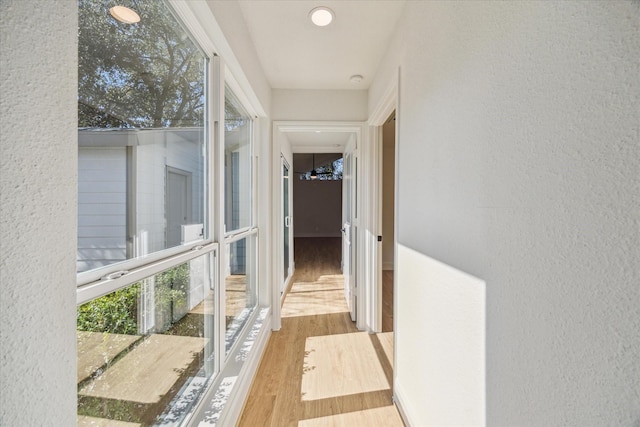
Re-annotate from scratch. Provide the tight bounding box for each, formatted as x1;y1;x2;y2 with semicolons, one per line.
271;121;367;331
367;72;399;333
342;138;358;321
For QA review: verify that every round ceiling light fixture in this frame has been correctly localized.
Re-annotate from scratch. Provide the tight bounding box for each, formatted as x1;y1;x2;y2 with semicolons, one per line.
309;7;334;27
110;5;141;24
349;74;364;84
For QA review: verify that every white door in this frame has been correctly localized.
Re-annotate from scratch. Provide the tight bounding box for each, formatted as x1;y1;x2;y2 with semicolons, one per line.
342;143;357;321
166;167;191;248
282;157;292;296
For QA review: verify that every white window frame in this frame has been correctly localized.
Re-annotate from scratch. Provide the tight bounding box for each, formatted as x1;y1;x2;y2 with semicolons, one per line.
76;1;271;424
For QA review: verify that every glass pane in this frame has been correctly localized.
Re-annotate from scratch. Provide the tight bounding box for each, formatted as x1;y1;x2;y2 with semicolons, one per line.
77;252;215;425
224;87;252;232
283;161;290;283
225;235;258;354
77;0;207;273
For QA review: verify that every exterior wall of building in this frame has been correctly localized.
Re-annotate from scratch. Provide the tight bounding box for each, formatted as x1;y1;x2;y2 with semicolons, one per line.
78;147;128;271
77;129;205;271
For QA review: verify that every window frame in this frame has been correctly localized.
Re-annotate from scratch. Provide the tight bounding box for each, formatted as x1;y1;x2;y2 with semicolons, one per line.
76;0;213;293
220;83;259;359
76;0;269;424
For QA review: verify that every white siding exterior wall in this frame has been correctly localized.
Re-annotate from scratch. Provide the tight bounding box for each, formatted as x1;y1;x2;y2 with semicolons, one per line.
77;129;205;269
77;147;127;272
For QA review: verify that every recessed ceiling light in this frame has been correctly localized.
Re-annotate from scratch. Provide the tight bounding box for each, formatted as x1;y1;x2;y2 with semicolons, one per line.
110;5;141;24
309;7;334;27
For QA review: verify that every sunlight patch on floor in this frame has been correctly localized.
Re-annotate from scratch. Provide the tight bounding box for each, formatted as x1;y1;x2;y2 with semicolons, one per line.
281;274;349;318
301;332;389;402
297;405;403;427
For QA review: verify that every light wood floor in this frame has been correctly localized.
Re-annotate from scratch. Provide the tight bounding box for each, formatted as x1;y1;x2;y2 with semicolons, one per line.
237;238;402;427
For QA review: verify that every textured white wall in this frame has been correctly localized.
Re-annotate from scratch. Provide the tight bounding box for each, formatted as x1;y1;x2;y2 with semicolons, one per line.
396;245;485;426
0;0;78;425
370;1;640;425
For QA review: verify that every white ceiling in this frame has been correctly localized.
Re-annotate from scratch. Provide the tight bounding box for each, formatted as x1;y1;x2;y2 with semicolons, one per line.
237;0;406;90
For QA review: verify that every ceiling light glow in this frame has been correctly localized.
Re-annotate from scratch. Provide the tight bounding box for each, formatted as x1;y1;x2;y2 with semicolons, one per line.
110;5;141;24
310;7;334;27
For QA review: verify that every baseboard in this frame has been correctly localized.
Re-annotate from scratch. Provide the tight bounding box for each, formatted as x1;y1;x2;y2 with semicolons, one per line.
189;308;272;426
217;309;272;426
394;383;415;427
294;232;341;238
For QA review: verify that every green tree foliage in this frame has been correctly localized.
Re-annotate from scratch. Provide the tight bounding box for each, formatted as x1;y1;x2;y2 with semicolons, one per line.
78;0;205;129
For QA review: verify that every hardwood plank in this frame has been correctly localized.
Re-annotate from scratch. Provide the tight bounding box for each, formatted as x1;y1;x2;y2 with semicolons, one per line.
377;332;394;368
301;332;389;401
237;238;402;427
382;270;394;332
282;275;349;318
298;405;404;427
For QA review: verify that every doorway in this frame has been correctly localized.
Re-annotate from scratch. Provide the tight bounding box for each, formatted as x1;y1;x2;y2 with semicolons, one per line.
271;122;365;331
381;112;396;332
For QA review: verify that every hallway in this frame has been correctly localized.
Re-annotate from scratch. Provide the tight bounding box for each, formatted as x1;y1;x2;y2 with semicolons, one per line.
237;238;401;426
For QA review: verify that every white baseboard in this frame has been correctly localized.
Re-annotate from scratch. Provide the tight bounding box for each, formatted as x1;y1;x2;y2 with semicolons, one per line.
217;310;272;426
191;308;272;426
394;383;415;427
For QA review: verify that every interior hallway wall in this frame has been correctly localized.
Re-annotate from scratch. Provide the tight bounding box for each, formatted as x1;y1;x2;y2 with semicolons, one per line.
272;89;367;121
370;1;640;425
208;0;271;116
293;179;342;238
0;0;78;424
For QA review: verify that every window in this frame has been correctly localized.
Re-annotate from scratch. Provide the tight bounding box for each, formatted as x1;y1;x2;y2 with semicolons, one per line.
223;86;258;354
224;87;253;233
77;0;215;424
77;251;215;424
298;153;344;180
225;234;258;354
77;0;207;274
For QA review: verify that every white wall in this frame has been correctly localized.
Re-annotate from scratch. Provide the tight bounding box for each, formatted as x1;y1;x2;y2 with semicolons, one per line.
370;1;640;425
272;89;368;121
293;180;343;238
207;0;271;117
0;0;78;425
